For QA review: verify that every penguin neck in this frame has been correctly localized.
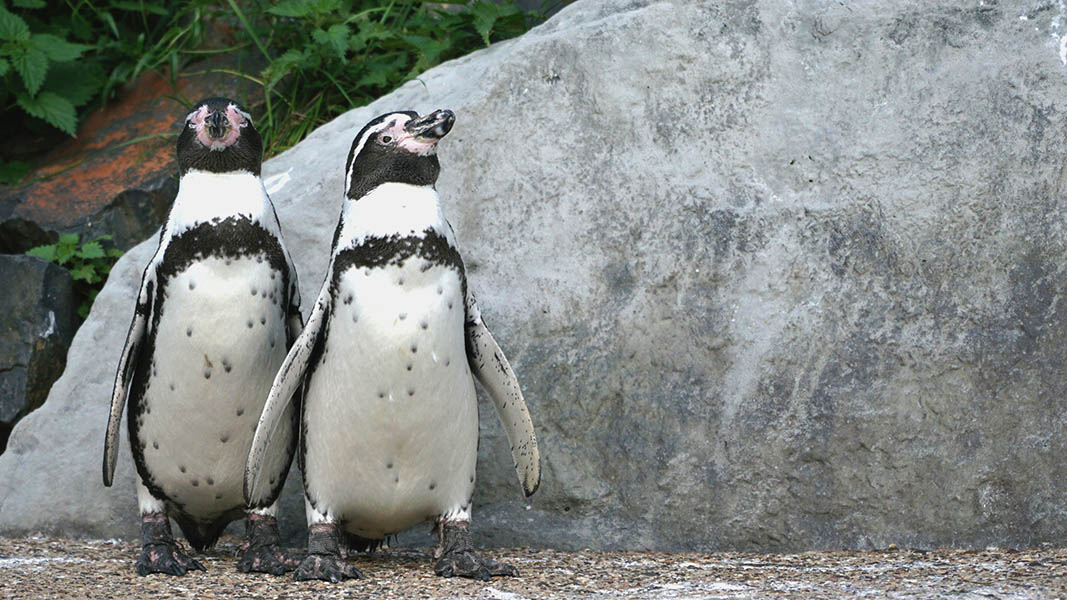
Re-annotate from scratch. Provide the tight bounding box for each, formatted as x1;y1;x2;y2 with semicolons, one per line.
335;182;445;251
171;170;269;232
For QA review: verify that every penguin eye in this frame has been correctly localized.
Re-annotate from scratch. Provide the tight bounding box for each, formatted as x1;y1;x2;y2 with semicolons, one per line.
381;135;392;144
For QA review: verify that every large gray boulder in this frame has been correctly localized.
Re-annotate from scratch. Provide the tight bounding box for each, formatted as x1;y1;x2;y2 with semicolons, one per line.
1;0;1065;551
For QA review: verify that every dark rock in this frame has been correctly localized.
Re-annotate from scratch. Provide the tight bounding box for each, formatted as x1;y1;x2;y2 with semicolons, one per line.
0;255;75;452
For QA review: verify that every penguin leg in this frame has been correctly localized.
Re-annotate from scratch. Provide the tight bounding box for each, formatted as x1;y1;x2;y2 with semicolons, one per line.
134;481;205;576
236;503;300;575
293;503;365;582
433;515;518;580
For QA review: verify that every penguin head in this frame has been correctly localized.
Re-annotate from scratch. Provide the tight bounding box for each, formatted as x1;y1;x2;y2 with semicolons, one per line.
344;109;455;200
176;97;263;176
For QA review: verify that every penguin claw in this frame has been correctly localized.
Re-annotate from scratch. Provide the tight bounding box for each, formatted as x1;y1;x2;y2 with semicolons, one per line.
293;553;365;582
236;513;300;575
135;542;206;576
236;544;300;575
434;550;518;580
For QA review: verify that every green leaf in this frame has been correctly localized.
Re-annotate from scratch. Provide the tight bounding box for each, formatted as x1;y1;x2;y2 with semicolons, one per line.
17;90;76;135
77;240;106;260
70;263;97;283
357;56;402;88
26;244;57;262
264;47;310;86
30;33;89;62
106;248;124;259
265;0;310;18
98;11;119;38
12;45;48;95
42;61;103;107
312;23;349;61
0;8;30;43
0;57;8;77
352;20;395;48
109;1;170;15
13;0;47;8
308;0;340;15
55;233;79;265
401;34;447;64
0;160;29;185
470;4;498;46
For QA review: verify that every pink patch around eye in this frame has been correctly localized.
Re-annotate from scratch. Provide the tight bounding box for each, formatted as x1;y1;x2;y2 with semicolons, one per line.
225;105;250;128
190;106;244;151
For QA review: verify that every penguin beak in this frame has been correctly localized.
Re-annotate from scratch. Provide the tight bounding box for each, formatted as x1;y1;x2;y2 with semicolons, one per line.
405;110;455;141
206;111;230;140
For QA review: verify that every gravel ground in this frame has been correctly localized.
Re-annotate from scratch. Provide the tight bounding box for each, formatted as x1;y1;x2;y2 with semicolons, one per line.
1;536;1065;599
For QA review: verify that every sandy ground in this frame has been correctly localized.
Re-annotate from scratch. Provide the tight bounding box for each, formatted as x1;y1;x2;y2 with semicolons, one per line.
1;536;1065;599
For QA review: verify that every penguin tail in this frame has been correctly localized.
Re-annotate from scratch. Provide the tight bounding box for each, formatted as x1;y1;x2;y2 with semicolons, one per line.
173;514;230;552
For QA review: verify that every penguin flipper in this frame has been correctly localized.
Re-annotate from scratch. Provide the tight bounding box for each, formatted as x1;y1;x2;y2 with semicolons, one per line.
245;278;330;505
464;291;541;497
103;266;157;487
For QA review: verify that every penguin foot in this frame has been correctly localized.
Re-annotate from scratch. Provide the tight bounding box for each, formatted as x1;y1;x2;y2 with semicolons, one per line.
236;513;300;575
433;519;518;580
136;512;205;576
137;542;206;576
293;522;365;582
293;553;366;582
434;550;518;580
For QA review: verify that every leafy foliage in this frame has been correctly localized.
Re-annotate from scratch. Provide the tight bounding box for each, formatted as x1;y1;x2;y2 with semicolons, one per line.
0;0;213;145
0;4;92;135
27;233;124;319
245;0;545;154
0;0;546;156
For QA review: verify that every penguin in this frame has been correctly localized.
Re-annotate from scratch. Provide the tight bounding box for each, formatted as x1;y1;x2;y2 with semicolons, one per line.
245;109;540;582
103;97;302;576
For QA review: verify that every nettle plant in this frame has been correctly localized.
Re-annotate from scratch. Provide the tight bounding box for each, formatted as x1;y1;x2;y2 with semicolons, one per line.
0;2;94;137
27;233;124;319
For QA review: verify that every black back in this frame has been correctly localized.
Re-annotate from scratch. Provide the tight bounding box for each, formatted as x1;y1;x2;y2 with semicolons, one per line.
176;97;263;176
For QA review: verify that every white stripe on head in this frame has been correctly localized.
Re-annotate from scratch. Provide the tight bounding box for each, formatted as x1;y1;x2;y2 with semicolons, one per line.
343;113;414;197
186;105;209;130
227;103;253;128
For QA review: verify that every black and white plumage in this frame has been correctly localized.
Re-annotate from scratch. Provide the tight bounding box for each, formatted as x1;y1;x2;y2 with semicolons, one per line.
104;97;301;576
245;109;540;582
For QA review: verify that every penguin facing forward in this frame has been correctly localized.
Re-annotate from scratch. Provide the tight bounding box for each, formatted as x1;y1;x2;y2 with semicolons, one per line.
245;109;540;582
104;97;302;576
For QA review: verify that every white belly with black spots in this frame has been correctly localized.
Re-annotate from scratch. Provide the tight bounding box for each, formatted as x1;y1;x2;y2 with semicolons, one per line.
303;257;477;538
136;256;291;518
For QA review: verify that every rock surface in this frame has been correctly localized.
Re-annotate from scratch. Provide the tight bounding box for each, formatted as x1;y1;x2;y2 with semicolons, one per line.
1;0;1066;552
0;256;75;453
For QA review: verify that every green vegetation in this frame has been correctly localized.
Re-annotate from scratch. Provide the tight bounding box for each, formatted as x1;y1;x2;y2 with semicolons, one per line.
0;0;548;162
27;233;124;319
243;0;539;154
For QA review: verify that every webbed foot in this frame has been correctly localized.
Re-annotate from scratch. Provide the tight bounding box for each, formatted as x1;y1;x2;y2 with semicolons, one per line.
136;512;206;576
236;513;300;575
293;522;365;582
434;520;518;580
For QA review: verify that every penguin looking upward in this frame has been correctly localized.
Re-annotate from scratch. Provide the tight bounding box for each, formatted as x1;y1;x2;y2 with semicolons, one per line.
245;109;541;582
104;97;302;576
